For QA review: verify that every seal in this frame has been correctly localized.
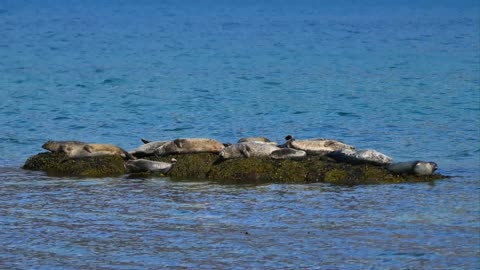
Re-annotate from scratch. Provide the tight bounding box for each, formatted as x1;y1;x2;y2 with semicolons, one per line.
219;142;280;159
60;143;134;160
283;135;355;155
154;138;225;156
328;149;393;165
129;140;169;158
269;148;307;160
42;140;86;153
386;161;438;175
237;137;277;145
84;144;134;160
125;158;177;174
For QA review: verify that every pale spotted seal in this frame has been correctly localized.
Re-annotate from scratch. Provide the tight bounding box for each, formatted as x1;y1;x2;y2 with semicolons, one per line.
386;161;438;175
154;138;225;156
125;158;177;174
283;135;355;155
129;140;169;158
328;149;393;165
42;140;86;153
219;142;280;159
237;137;277;145
269;148;307;160
61;143;134;160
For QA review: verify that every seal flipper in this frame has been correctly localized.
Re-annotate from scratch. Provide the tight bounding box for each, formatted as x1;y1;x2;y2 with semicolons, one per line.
173;139;184;148
141;138;151;144
83;145;93;153
240;145;251;158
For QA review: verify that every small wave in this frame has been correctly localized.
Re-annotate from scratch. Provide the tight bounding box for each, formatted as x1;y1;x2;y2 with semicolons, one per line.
263;81;282;86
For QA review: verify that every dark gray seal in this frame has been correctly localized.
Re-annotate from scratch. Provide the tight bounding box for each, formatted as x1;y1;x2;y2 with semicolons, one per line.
154;138;225;156
219;143;280;159
125;158;176;174
283;135;355;155
386;161;438;175
328;149;393;165
269;148;307;160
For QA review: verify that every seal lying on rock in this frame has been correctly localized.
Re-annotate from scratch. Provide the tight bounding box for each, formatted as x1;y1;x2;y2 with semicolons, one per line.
129;140;169;158
125;158;176;174
283;135;355;155
154;138;225;156
42;140;86;152
269;148;307;160
328;149;393;165
238;137;277;145
220;143;280;159
60;143;134;160
386;161;438;176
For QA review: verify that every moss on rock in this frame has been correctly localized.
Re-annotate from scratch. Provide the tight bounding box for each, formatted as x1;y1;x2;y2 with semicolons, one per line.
23;152;126;177
22;152;447;185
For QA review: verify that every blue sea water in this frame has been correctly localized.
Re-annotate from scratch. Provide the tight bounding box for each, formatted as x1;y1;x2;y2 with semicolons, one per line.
0;0;479;268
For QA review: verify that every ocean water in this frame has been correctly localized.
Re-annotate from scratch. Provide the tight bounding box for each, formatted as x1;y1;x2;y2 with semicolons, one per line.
0;0;479;268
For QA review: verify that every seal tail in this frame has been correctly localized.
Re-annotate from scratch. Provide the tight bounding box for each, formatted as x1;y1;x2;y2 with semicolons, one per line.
124;151;136;160
141;138;151;144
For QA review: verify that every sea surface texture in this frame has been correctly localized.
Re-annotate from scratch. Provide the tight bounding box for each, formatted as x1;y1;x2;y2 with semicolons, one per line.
0;0;479;269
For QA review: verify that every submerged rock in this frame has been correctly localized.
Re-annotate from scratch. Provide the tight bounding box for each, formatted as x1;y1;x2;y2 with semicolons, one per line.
23;152;447;185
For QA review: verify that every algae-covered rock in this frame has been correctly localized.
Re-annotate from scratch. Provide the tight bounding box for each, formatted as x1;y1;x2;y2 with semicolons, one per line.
22;152;447;185
23;152;126;177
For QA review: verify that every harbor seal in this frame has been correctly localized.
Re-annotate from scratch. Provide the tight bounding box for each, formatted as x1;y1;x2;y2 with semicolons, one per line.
219;142;280;159
386;161;438;176
84;144;134;160
60;143;134;160
328;149;393;165
269;148;307;160
237;137;277;145
129;140;169;158
283;135;355;155
154;138;225;156
42;140;86;153
125;158;176;174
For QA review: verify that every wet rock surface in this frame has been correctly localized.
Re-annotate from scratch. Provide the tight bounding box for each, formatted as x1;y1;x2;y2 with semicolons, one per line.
23;152;447;185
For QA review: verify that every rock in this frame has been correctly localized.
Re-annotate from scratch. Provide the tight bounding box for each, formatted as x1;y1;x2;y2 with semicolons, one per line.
22;152;447;185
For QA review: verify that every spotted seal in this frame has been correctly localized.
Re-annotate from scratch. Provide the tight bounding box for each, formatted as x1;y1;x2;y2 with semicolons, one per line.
328;149;393;165
237;137;277;145
154;138;225;156
42;140;86;153
219;142;280;159
283;135;355;155
125;158;176;174
269;148;307;160
61;143;134;160
386;161;438;175
129;140;169;158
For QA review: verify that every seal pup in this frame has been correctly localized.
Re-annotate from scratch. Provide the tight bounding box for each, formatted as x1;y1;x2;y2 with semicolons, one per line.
125;158;177;174
129;140;169;158
269;148;307;160
42;140;86;153
283;135;355;155
219;142;280;159
328;149;393;165
387;161;438;176
154;138;225;156
237;137;277;145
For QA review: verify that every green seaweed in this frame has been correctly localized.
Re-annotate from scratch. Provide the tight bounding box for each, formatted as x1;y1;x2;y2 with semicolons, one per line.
23;152;126;177
22;152;448;185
